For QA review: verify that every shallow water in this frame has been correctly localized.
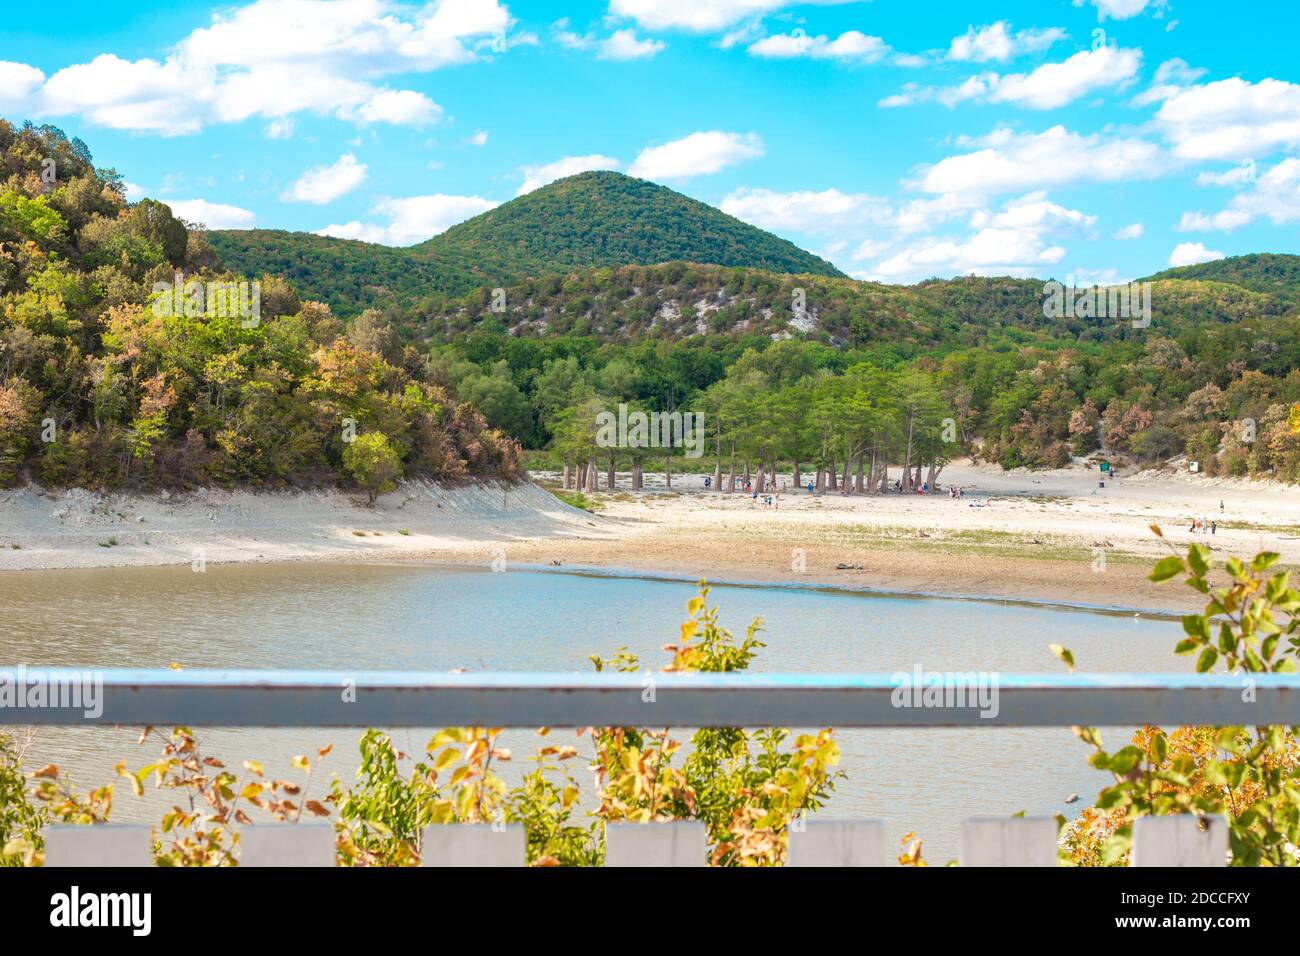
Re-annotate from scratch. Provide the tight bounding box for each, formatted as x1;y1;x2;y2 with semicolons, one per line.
0;561;1188;862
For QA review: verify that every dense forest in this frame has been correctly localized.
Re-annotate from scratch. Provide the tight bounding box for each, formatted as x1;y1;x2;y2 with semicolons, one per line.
6;116;1300;496
0;120;519;495
210;171;842;315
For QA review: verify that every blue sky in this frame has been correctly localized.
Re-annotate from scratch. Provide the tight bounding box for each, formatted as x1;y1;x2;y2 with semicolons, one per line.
2;0;1298;283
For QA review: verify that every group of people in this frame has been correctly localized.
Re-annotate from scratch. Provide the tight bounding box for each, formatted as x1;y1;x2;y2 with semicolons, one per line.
1189;517;1218;535
699;473;965;501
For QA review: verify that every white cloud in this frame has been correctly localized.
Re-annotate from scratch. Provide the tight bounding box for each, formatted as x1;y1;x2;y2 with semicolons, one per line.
468;130;489;146
1129;57;1205;107
0;61;46;100
517;154;621;195
628;130;763;180
990;46;1141;109
747;30;889;62
555;20;665;59
265;118;295;140
947;22;1066;63
970;190;1096;234
1168;241;1224;267
1075;0;1163;20
1155;77;1300;161
2;0;511;134
318;193;498;246
916;125;1165;195
1196;162;1257;187
1179;158;1300;232
164;198;256;228
1113;221;1144;239
881;46;1142;110
1176;209;1251;232
870;227;1066;281
608;0;854;33
353;89;442;126
720;187;892;233
601;29;665;59
280;153;367;204
123;181;148;201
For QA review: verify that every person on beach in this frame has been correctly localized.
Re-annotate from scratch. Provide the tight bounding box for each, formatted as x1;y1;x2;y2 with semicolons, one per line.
1211;520;1217;535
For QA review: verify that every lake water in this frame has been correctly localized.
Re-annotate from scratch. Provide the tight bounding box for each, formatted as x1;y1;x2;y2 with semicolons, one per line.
0;562;1188;862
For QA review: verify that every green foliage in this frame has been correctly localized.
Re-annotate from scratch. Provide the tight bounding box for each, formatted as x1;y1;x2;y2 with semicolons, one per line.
324;585;840;866
1059;536;1300;867
209;171;842;315
342;432;403;502
0;117;522;491
0;734;44;866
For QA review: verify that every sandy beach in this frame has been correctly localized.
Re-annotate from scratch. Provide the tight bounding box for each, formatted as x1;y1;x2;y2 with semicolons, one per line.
3;460;1298;612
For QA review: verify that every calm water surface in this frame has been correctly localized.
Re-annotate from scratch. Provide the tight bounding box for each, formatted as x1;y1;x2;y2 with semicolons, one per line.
0;562;1188;861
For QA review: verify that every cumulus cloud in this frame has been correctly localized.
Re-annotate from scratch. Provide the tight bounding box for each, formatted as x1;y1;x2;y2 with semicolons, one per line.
722;184;1093;283
164;198;256;228
1177;158;1300;233
870;227;1067;281
881;46;1142;110
318;193;499;246
517;154;621;195
1155;77;1300;160
747;30;889;62
554;20;665;59
947;22;1066;63
720;187;892;233
970;190;1097;235
915;125;1165;196
1176;209;1251;232
1113;222;1144;239
1168;241;1224;267
1130;57;1206;107
0;0;512;134
600;29;665;59
1075;0;1165;20
280;153;367;204
608;0;855;33
628;131;763;180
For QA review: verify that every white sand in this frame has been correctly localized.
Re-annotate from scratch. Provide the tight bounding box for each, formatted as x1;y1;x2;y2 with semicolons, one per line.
0;480;609;572
2;460;1296;610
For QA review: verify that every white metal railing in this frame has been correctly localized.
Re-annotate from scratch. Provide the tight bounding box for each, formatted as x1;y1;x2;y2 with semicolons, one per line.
2;669;1297;726
9;668;1277;866
41;816;1229;867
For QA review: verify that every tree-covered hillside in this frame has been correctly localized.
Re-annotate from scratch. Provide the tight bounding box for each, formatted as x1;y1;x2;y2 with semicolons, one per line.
210;171;842;315
1145;253;1300;303
0;119;519;492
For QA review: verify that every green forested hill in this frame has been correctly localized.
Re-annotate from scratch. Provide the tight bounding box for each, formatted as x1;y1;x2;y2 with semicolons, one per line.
417;171;842;281
209;171;842;315
1145;253;1300;301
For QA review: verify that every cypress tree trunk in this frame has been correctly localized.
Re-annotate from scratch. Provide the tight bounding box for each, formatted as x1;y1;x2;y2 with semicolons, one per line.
727;441;737;492
632;458;643;490
665;453;672;489
793;460;802;489
855;456;864;493
841;457;852;492
563;461;571;490
755;463;765;494
607;454;616;490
